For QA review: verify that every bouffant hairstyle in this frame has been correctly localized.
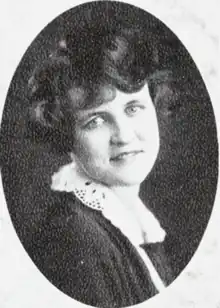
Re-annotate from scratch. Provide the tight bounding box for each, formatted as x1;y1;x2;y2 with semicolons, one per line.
27;23;173;152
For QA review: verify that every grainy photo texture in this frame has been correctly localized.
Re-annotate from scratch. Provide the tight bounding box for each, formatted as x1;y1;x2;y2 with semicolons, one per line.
0;1;218;307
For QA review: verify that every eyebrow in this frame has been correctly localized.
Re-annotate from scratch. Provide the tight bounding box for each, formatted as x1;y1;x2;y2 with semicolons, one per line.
75;100;141;120
126;99;140;106
75;110;106;120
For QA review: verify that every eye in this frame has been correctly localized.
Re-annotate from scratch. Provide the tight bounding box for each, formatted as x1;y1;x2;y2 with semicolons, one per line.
84;116;105;130
125;105;144;116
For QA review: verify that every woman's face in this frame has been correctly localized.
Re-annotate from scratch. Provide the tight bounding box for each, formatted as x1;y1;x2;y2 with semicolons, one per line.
72;84;159;187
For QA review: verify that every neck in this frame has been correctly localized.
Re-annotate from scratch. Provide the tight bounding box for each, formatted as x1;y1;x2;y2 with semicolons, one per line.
110;184;140;208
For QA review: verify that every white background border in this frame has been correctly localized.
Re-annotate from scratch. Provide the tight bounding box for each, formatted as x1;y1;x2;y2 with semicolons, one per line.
0;1;220;307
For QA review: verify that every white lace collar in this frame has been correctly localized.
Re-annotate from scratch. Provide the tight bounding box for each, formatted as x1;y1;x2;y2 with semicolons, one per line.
51;161;166;246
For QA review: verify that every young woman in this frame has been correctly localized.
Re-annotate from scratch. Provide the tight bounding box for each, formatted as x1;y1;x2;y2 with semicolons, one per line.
23;24;175;307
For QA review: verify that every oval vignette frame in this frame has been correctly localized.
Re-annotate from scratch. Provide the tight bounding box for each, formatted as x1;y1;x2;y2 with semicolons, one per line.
2;0;217;308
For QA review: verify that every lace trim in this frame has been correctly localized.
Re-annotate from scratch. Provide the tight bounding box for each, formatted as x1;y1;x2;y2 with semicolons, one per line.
51;161;166;244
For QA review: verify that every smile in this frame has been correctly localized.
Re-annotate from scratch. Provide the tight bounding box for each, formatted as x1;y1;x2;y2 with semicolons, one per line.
110;150;143;162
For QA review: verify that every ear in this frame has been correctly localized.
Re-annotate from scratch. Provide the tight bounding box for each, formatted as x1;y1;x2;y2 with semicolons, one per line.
69;152;77;165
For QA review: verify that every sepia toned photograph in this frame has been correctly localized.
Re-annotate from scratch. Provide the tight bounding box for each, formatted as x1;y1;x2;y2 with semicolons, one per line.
0;1;218;307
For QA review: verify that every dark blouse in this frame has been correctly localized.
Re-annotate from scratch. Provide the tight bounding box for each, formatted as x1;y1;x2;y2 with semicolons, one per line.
22;190;174;308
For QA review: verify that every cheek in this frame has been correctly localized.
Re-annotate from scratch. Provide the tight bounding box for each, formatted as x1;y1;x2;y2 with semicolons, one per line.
75;133;110;165
135;110;159;144
136;111;154;131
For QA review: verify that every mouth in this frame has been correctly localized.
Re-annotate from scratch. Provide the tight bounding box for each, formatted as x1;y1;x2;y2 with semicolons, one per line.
110;150;143;162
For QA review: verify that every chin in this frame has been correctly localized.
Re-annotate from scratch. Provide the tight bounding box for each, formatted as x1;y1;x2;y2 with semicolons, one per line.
110;155;156;187
112;172;148;187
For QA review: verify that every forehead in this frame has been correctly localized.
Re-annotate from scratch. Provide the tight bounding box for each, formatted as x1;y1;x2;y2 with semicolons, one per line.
73;83;151;116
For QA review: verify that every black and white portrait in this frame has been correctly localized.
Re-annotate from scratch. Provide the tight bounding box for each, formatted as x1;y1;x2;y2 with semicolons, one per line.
0;1;218;307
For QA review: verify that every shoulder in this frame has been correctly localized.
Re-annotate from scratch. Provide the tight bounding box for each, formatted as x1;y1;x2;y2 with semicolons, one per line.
26;190;110;260
24;191;122;305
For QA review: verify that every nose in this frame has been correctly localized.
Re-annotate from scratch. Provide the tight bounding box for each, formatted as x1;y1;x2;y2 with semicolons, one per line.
110;118;136;145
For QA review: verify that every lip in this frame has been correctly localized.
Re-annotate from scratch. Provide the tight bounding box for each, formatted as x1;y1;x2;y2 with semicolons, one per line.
110;150;143;161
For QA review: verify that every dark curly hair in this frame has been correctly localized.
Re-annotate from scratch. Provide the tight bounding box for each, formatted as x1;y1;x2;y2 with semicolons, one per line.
27;23;173;152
